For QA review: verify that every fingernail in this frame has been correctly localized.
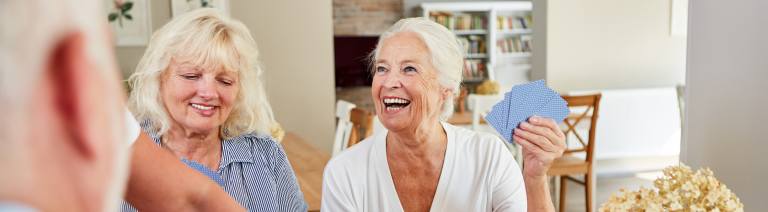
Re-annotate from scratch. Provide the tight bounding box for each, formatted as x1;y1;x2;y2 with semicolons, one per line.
520;122;528;128
530;116;538;123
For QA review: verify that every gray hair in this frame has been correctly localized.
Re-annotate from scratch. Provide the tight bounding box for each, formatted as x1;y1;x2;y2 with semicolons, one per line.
370;17;463;121
0;0;127;211
127;8;274;139
0;0;113;111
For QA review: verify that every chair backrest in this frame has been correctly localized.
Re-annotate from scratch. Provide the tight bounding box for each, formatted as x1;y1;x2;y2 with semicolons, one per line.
346;108;374;148
332;100;356;156
468;94;505;131
561;94;602;163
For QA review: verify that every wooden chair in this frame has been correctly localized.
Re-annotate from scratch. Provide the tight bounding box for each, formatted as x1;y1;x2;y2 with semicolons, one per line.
546;94;601;212
332;100;356;156
346;108;374;147
455;88;468;114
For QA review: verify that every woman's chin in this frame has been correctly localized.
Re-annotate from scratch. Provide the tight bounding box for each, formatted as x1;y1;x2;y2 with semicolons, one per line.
181;122;221;135
380;118;410;132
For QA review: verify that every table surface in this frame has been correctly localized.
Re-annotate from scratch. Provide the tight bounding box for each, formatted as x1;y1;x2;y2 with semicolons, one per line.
280;132;331;212
447;112;487;125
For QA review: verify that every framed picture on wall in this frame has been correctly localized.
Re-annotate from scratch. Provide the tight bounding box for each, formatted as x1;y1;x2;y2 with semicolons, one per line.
171;0;230;18
105;0;152;46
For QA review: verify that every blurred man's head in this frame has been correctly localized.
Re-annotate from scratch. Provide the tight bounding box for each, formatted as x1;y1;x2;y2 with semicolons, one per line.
0;0;129;211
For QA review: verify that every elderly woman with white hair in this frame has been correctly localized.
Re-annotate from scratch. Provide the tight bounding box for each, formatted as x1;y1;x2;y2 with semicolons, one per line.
122;9;307;211
322;18;566;211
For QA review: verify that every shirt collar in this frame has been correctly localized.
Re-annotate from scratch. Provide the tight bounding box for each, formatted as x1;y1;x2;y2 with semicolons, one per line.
219;135;256;170
144;127;256;171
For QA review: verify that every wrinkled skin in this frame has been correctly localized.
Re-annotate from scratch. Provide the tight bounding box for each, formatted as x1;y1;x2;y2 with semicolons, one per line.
373;32;451;135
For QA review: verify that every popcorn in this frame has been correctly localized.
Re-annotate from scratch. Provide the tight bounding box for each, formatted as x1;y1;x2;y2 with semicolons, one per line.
598;163;744;212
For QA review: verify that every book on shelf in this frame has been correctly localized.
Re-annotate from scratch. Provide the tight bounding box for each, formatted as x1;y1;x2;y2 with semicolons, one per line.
458;35;486;55
463;59;485;79
496;35;532;53
429;11;487;31
497;15;532;30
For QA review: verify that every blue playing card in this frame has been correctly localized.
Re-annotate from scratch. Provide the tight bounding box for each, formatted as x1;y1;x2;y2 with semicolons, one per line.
505;80;542;139
507;81;557;140
484;80;570;143
485;91;511;137
535;94;570;125
518;81;557;122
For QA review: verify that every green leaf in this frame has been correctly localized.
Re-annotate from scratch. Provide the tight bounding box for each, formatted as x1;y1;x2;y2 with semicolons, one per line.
124;14;133;20
121;2;133;12
108;13;118;22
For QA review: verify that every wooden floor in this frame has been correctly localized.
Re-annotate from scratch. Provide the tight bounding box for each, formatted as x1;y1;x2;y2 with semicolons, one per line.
280;132;330;212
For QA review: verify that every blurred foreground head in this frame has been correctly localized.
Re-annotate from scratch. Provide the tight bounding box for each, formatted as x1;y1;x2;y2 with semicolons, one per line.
0;0;129;211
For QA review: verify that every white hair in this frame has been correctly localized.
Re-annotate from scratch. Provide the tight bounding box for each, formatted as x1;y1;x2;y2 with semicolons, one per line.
370;17;463;121
0;0;127;211
127;8;274;139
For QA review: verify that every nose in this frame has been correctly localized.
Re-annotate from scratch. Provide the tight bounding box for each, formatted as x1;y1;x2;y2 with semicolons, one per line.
382;73;402;89
197;77;218;101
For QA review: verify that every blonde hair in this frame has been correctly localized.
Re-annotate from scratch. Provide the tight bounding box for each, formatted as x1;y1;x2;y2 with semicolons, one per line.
370;18;463;121
128;8;274;139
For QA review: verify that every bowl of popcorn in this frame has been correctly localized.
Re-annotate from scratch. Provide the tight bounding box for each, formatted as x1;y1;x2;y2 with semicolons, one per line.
599;163;744;212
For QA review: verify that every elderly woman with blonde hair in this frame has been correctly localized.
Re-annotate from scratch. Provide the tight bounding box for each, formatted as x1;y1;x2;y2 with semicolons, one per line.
122;8;307;211
322;18;566;212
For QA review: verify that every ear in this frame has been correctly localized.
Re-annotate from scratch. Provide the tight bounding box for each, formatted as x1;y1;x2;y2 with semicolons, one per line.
441;87;454;101
46;32;101;159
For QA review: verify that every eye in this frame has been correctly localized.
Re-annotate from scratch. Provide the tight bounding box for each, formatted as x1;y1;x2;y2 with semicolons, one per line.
219;80;233;86
377;66;387;72
404;66;417;72
183;74;199;80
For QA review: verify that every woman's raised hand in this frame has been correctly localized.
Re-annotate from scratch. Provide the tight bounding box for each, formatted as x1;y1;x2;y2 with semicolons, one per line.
512;116;567;179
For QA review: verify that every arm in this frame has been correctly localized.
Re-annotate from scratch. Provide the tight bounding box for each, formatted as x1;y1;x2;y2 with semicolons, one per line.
124;130;245;212
512;116;567;212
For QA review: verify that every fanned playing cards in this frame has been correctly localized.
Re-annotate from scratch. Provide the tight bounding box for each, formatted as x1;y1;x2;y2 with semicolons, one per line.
485;80;570;143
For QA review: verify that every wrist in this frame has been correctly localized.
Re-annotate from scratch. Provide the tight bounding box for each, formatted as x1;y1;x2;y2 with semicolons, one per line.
523;173;549;182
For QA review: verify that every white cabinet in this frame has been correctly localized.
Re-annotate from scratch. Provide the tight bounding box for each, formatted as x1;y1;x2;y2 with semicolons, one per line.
421;2;533;90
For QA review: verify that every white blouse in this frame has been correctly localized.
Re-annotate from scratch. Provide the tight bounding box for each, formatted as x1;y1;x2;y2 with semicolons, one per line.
322;122;527;212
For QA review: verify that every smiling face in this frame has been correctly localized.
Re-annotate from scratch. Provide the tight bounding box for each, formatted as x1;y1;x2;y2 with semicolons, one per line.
372;31;452;132
160;60;239;135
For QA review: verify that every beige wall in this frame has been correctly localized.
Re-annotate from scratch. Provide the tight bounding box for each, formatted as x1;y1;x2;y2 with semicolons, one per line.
116;0;337;154
115;0;171;78
230;0;336;153
545;0;687;93
683;0;768;208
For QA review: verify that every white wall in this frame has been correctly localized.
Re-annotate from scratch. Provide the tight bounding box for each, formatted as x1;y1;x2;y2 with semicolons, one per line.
545;0;687;93
683;0;768;209
117;0;337;154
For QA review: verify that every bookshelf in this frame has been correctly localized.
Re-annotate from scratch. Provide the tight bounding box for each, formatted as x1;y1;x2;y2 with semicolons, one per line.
421;1;533;92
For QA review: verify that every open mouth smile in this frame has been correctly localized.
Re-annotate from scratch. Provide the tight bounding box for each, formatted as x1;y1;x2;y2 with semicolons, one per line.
383;97;411;111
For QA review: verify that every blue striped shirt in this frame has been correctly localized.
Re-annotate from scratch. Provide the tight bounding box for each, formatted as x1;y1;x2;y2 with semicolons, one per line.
120;126;308;212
